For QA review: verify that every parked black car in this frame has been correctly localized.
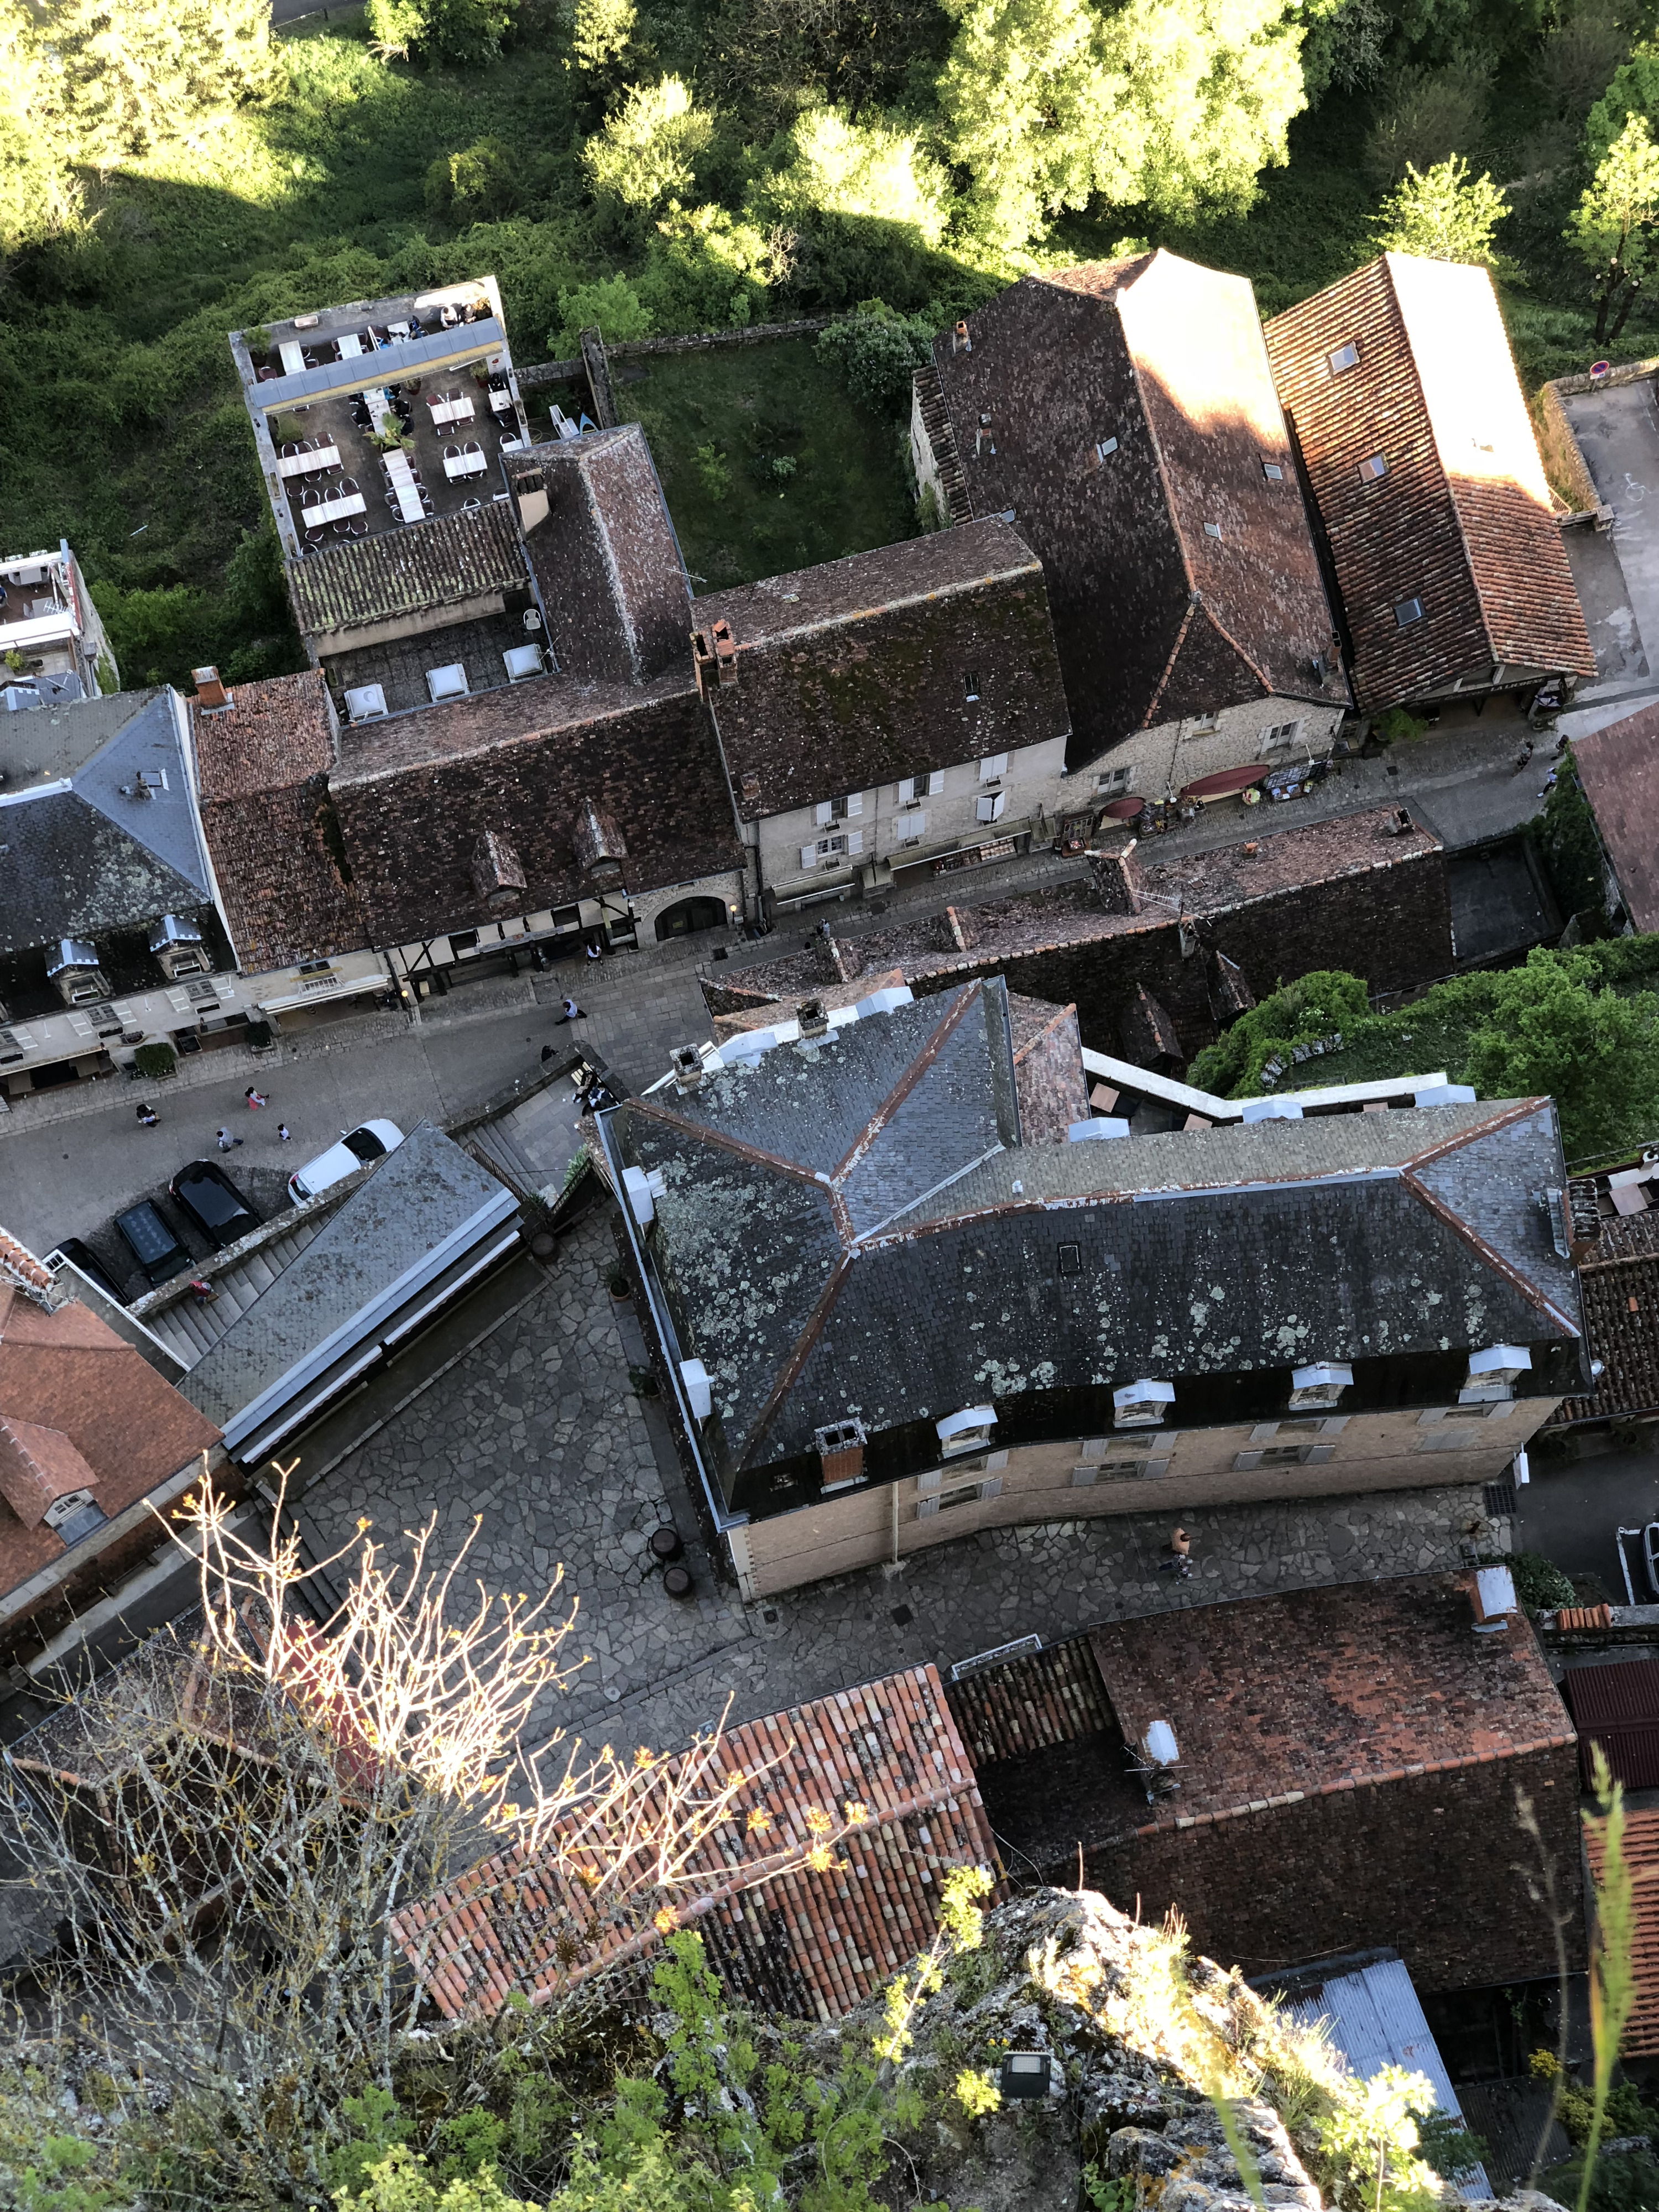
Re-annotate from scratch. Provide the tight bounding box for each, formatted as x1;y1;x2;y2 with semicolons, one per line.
169;1159;262;1251
113;1201;190;1288
44;1237;128;1304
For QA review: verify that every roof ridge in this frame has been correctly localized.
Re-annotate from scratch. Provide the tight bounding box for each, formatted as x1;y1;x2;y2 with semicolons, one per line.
735;1254;853;1474
1141;598;1199;728
831;984;982;1188
631;1097;837;1192
1188;595;1272;696
1403;1096;1543;1171
1398;1162;1580;1337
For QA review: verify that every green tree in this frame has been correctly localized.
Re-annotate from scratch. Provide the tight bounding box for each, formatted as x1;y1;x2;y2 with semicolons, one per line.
757;108;952;247
570;0;634;71
1463;949;1659;1163
1567;113;1659;345
1374;154;1509;264
581;76;715;217
817;302;937;413
935;0;1310;251
366;0;517;65
550;270;654;354
24;0;279;165
426;138;525;222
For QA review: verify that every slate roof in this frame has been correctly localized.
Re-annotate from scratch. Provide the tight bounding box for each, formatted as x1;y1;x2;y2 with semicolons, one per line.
618;992;1582;1487
931;251;1348;768
0;687;159;794
504;429;691;686
287;503;526;639
1264;255;1594;709
1567;703;1659;932
181;1124;509;1428
394;1662;993;2023
0;1277;220;1608
688;519;1071;820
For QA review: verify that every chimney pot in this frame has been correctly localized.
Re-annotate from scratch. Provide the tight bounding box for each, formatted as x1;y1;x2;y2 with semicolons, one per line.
797;995;829;1039
671;1046;705;1095
192;665;229;710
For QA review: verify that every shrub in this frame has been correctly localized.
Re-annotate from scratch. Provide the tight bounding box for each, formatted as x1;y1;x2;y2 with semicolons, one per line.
1510;1552;1577;1610
133;1042;178;1079
816;302;935;415
549;272;653;356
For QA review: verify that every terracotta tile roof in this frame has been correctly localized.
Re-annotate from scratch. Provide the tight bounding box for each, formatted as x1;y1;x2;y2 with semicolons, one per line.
0;1417;98;1527
1009;996;1088;1140
191;671;337;803
394;1663;993;2023
0;1276;220;1606
1587;1810;1659;2056
1567;703;1659;932
688;520;1071;820
288;504;527;639
199;778;367;973
1264;255;1594;711
1556;1249;1659;1424
0;1232;56;1302
1089;1575;1574;1835
944;1637;1111;1767
933;251;1347;766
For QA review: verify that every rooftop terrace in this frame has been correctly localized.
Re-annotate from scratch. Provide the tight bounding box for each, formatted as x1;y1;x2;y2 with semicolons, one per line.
232;278;534;585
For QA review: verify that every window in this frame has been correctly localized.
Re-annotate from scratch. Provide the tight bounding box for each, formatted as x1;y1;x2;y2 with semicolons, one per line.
977;790;1006;824
448;930;479;954
1328;340;1360;373
916;1468;1004;1517
1394;596;1425;627
815;792;863;825
1190;712;1220;734
978;753;1007;782
1095;763;1135;795
1261;719;1301;751
898;768;946;801
964;672;982;703
1096;437;1119;461
1261;458;1284;482
800;830;863;869
937;1405;997;1457
898;812;927;844
1233;1442;1337;1470
1358;453;1388;483
1203;521;1223;539
1057;1241;1082;1277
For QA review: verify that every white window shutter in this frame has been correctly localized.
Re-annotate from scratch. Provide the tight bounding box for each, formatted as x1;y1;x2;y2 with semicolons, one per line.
814;800;833;828
1305;1442;1337;1464
1233;1450;1264;1472
846;829;863;856
1249;1422;1281;1443
927;769;945;796
979;753;1007;782
896;777;915;802
844;790;863;816
902;811;927;841
977;791;1006;824
916;1495;940;1519
1071;1464;1098;1486
800;843;818;870
979;1475;1002;1500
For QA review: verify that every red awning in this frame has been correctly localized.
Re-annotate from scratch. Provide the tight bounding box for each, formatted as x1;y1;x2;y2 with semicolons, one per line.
1178;762;1271;802
1099;794;1146;821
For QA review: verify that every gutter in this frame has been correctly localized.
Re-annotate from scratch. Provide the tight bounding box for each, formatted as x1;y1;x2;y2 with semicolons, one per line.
591;1106;747;1541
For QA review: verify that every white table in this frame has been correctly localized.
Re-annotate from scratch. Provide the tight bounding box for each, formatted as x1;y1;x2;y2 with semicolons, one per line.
337;332;363;360
301;491;367;526
430;394;474;427
390;482;424;523
279;342;306;377
277;443;340;479
444;450;488;480
489;387;514;415
361;387;393;434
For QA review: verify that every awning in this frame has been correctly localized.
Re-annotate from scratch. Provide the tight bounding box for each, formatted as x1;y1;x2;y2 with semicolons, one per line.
1178;762;1270;802
257;971;388;1015
1099;794;1145;821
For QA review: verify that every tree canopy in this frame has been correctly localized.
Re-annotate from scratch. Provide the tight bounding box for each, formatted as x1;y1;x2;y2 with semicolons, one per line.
1373;152;1509;262
1568;113;1659;344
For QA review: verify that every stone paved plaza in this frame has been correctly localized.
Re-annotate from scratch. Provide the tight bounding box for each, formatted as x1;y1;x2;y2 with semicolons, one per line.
299;1208;1498;1761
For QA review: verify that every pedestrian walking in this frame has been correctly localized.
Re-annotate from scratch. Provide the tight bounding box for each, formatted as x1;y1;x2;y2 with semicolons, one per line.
554;994;587;1024
1511;739;1533;776
584;937;601;961
135;1103;159;1128
244;1086;268;1109
216;1127;244;1151
188;1278;218;1306
276;1122;291;1142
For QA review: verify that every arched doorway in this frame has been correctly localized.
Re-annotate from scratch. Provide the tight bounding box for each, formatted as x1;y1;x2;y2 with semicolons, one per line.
655;896;727;941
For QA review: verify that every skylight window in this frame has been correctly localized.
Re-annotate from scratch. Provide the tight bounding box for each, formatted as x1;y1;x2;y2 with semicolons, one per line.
1358;453;1388;482
1261;459;1284;481
1394;596;1425;627
1328;341;1360;373
1203;521;1222;539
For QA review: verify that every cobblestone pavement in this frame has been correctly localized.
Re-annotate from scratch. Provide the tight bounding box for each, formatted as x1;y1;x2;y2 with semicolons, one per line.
298;1210;1496;1763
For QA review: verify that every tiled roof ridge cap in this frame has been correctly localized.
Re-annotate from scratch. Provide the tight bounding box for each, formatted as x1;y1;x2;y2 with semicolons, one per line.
1402;1095;1543;1171
576;441;645;686
1010;999;1079;1063
735;1253;853;1474
327;671;696;787
1141;597;1199;728
709;550;1044;649
1190;594;1272;695
629;1096;841;1192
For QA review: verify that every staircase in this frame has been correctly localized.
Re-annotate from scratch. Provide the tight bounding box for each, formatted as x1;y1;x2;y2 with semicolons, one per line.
142;1217;331;1370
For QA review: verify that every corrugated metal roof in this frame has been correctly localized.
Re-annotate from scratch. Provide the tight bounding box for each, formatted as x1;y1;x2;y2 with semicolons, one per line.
254;319;505;407
1266;1952;1491;2197
1587;1811;1659;2056
288;504;525;637
1564;1657;1659;1787
394;1662;994;2024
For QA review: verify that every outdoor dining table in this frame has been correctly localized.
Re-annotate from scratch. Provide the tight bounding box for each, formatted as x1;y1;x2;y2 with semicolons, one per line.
361;387;392;430
300;491;367;526
385;450;426;522
337;332;364;360
279;341;306;377
488;387;514;415
444;449;488;479
277;443;340;479
430;393;475;427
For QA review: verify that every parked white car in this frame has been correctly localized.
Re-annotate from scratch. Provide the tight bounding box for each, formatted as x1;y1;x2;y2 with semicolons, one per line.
288;1119;405;1204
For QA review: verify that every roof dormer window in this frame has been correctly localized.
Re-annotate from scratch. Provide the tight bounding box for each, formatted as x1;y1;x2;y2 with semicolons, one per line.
937;1405;997;1457
1288;1361;1353;1411
1114;1379;1175;1428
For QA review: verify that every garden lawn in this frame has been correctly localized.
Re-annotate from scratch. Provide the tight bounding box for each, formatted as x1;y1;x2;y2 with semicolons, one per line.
613;340;918;592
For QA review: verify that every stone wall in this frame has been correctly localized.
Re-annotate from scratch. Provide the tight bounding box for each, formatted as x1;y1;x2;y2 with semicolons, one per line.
1084;1738;1583;1992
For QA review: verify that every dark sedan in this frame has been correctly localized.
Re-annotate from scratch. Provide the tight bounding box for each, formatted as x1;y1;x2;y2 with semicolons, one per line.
169;1159;262;1251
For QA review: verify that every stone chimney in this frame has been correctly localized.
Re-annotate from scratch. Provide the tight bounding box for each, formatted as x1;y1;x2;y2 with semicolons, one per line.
192;665;231;711
671;1046;705;1095
797;996;829;1039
